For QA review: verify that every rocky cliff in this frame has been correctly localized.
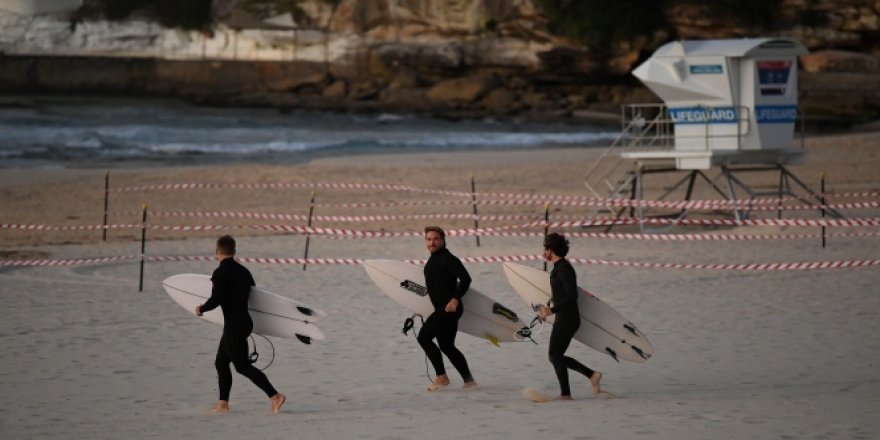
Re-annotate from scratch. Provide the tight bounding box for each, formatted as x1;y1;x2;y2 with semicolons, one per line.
2;0;878;126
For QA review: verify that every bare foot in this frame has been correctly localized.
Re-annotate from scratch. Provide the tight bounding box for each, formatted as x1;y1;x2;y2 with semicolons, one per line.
524;388;549;403
271;393;286;414
426;375;450;392
590;371;603;395
208;400;230;414
462;381;478;390
559;395;574;401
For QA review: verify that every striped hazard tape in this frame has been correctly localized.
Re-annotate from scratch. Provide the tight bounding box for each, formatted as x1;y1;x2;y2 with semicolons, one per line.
108;210;549;223
107;181;880;211
110;180;879;202
309;199;880;211
4;223;880;241
1;254;877;271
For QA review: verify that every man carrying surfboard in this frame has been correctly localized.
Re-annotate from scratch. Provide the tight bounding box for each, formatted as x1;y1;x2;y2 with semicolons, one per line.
538;233;603;400
419;226;478;391
195;235;286;414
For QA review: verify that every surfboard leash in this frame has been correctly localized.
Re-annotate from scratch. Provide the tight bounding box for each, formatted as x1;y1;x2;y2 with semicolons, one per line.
514;316;546;344
248;333;275;371
402;313;434;383
514;302;552;344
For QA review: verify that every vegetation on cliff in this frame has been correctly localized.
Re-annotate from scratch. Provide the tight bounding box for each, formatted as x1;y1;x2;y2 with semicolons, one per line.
535;0;781;47
73;0;214;30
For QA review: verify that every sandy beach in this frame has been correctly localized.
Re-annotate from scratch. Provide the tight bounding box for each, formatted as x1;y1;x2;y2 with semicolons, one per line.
1;131;879;439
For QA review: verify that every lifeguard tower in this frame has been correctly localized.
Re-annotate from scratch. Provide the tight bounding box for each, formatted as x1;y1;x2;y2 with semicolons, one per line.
584;38;835;225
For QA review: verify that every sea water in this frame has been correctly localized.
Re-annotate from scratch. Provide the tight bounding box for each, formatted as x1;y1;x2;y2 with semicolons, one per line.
0;96;618;168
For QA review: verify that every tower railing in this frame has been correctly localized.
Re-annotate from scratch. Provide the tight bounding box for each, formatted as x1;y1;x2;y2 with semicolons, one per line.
584;103;752;205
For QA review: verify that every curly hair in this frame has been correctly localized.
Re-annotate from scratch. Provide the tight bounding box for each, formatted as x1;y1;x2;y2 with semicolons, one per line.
543;232;569;257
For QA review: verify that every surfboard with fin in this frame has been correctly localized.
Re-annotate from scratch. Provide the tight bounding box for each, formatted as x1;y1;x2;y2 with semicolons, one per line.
363;259;527;345
502;262;653;362
161;274;326;344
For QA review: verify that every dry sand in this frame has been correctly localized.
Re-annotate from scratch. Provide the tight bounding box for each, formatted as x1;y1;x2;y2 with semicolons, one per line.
1;132;879;439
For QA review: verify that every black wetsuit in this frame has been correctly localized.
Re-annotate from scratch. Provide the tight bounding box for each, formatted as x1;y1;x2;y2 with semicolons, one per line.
201;257;277;401
548;258;595;396
417;247;474;382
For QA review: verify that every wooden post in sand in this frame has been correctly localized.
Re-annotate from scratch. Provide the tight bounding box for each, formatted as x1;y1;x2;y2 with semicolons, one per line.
543;203;550;271
303;192;316;271
821;173;826;248
470;175;481;247
139;204;148;292
103;172;109;241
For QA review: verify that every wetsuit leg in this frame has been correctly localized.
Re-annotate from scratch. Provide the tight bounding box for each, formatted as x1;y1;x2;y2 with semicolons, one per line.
549;318;594;396
215;339;234;401
417;313;447;376
220;331;278;398
435;312;473;382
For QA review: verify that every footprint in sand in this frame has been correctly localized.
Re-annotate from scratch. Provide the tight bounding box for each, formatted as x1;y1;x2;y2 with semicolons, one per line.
523;388;618;402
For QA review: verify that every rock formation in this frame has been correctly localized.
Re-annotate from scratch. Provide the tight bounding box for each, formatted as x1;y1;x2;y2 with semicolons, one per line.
1;0;878;125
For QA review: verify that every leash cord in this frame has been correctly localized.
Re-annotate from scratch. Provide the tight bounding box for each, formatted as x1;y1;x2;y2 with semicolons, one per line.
248;333;275;371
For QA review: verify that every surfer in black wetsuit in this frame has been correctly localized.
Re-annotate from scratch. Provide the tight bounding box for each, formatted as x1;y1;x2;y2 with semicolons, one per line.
195;235;286;414
418;226;478;391
538;233;603;400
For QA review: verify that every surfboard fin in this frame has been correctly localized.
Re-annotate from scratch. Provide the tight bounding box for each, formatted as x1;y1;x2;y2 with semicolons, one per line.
605;347;620;363
296;306;314;316
631;345;650;360
487;335;501;347
623;323;640;336
492;302;519;323
295;334;312;345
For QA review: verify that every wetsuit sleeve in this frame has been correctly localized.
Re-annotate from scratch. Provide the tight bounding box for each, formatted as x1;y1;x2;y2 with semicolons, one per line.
202;271;225;312
246;268;255;288
451;256;471;300
551;263;578;313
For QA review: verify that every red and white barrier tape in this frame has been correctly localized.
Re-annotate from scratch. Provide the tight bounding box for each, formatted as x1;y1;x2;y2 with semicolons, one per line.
112;181;470;197
110;181;879;202
566;257;880;271
4;223;880;241
561;230;880;241
108;181;880;211
310;198;879;211
2;254;877;271
0;255;136;266
0;224;142;231
104;210;880;228
108;211;548;223
465;190;880;203
539;217;880;228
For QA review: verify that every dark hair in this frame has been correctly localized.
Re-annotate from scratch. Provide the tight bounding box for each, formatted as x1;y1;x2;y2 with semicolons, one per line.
216;235;236;255
424;226;446;239
543;232;569;257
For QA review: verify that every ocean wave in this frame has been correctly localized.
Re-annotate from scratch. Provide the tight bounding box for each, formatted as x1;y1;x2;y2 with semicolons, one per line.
0;103;619;165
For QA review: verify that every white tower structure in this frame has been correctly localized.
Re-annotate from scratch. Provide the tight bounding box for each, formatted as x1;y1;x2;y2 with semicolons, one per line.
583;38;837;226
624;38;807;169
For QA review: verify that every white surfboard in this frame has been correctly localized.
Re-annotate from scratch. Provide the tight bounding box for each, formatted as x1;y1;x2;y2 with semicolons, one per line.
161;274;326;344
363;259;527;345
502;262;653;362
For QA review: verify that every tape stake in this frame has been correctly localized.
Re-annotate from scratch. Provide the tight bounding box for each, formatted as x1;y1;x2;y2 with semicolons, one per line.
139;204;148;292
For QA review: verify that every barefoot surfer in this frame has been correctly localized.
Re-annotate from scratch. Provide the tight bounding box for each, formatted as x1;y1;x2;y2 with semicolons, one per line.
538;233;603;399
418;226;478;391
195;235;286;414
